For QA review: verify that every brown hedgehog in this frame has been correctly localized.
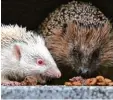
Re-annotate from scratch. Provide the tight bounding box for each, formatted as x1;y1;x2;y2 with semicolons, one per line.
38;1;113;83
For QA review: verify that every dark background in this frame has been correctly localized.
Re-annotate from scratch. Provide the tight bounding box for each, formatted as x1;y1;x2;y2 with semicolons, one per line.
1;0;113;31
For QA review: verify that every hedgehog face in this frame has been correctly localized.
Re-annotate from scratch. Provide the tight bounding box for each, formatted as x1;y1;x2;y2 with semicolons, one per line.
75;39;113;77
45;21;112;77
70;43;101;76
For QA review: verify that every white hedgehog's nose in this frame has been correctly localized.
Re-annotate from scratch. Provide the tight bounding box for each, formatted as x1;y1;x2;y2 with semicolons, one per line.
45;67;61;78
56;70;61;78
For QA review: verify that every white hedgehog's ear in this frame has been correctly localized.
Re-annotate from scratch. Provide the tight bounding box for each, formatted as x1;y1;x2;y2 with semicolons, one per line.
13;44;21;60
37;36;45;45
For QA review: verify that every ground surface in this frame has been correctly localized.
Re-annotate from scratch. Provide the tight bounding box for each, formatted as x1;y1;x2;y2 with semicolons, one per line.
1;86;113;99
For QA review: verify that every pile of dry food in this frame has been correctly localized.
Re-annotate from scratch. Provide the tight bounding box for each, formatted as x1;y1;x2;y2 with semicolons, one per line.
20;75;113;86
64;76;113;86
5;75;112;86
19;76;38;86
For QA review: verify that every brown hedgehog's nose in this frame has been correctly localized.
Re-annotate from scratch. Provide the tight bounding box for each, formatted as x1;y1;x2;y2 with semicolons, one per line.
78;67;89;77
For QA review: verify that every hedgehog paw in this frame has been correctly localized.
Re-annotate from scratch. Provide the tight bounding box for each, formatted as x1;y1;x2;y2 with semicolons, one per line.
1;81;21;86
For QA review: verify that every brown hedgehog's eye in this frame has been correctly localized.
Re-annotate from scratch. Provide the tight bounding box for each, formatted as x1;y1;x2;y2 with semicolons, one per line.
73;48;78;53
73;48;82;60
92;49;100;59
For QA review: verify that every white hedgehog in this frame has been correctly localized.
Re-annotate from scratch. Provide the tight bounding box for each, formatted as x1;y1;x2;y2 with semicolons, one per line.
1;25;61;86
38;1;113;82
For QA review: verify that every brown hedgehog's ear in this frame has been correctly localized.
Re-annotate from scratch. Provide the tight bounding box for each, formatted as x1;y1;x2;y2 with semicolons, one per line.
66;22;76;35
51;28;63;36
13;44;21;60
64;22;77;40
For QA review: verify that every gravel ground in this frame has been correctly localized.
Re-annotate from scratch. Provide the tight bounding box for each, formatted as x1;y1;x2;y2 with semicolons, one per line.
1;86;113;99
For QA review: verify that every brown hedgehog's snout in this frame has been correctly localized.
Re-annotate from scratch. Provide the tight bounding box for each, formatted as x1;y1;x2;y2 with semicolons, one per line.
77;67;89;77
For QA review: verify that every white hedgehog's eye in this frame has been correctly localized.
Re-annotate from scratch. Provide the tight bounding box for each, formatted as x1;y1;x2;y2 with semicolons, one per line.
36;58;45;66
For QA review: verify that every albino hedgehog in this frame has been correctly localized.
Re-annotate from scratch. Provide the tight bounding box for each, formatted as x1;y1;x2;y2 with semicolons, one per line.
1;25;61;86
38;1;113;81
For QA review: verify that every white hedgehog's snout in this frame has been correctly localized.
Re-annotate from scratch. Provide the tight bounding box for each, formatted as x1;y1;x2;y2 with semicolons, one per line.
44;67;61;78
